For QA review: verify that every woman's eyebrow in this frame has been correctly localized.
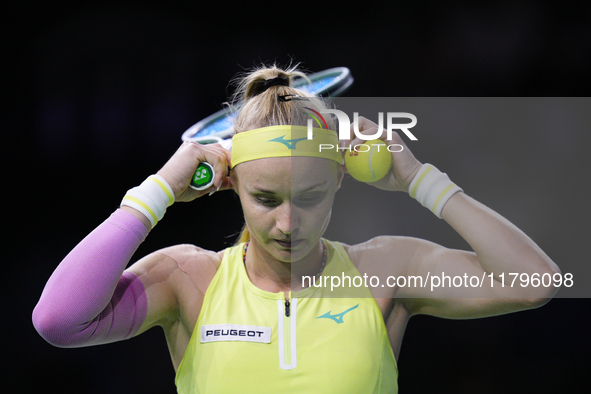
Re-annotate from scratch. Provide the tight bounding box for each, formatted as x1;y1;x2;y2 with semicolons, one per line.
298;181;329;192
251;187;275;194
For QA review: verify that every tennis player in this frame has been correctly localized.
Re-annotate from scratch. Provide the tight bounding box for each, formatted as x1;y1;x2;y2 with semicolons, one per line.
33;65;560;393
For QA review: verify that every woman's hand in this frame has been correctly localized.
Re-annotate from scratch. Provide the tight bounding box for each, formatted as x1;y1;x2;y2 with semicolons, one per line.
157;141;232;202
340;116;423;193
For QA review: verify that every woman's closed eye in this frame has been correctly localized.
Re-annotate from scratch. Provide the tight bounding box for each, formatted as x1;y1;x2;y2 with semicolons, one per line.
294;192;325;207
255;195;280;207
254;192;325;208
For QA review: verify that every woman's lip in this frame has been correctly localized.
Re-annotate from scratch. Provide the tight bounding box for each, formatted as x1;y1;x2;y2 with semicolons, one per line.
275;239;303;248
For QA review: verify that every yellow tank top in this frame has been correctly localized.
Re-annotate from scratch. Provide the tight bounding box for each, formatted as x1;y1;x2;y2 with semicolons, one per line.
175;239;398;393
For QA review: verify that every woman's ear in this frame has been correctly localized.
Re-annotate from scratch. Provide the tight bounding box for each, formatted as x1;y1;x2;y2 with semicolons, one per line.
335;162;345;191
230;168;239;194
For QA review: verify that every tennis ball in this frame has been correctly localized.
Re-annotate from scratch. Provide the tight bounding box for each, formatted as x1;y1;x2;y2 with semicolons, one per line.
344;140;392;182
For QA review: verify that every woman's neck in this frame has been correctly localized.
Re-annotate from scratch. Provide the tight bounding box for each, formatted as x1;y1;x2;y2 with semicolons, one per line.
243;239;325;294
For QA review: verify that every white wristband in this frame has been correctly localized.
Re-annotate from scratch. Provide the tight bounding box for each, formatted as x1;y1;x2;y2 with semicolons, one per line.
121;175;175;228
408;163;463;218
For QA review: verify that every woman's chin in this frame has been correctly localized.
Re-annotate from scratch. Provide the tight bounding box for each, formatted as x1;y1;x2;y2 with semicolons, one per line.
272;239;308;262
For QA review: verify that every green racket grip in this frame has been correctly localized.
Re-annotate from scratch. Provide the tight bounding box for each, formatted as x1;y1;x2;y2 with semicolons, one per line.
189;162;215;190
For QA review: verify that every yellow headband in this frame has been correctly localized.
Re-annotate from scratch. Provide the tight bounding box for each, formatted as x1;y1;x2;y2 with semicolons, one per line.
231;125;341;168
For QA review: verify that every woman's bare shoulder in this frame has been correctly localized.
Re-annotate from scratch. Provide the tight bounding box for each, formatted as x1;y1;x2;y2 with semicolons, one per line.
338;235;420;267
129;243;224;296
154;244;224;267
152;244;224;291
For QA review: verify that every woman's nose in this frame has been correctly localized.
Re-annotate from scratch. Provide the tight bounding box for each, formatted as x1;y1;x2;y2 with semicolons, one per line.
276;202;298;235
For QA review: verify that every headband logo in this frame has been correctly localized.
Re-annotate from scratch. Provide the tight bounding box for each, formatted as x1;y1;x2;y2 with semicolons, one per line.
268;135;308;150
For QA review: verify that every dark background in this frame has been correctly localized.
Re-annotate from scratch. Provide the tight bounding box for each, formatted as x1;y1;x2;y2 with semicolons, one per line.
7;1;590;393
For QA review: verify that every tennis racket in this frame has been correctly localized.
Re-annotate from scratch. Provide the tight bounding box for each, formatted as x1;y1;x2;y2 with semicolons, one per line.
182;67;354;190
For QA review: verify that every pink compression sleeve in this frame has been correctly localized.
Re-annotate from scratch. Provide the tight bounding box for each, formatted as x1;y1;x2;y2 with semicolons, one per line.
32;209;150;348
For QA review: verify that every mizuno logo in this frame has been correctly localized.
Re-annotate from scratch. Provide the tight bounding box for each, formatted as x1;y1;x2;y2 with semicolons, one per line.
269;135;307;150
316;304;359;324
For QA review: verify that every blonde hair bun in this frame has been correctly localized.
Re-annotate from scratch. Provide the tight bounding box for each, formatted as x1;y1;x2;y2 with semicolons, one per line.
230;64;335;134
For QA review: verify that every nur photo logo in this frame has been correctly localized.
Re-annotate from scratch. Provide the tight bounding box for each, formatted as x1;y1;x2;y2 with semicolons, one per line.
303;109;418;153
